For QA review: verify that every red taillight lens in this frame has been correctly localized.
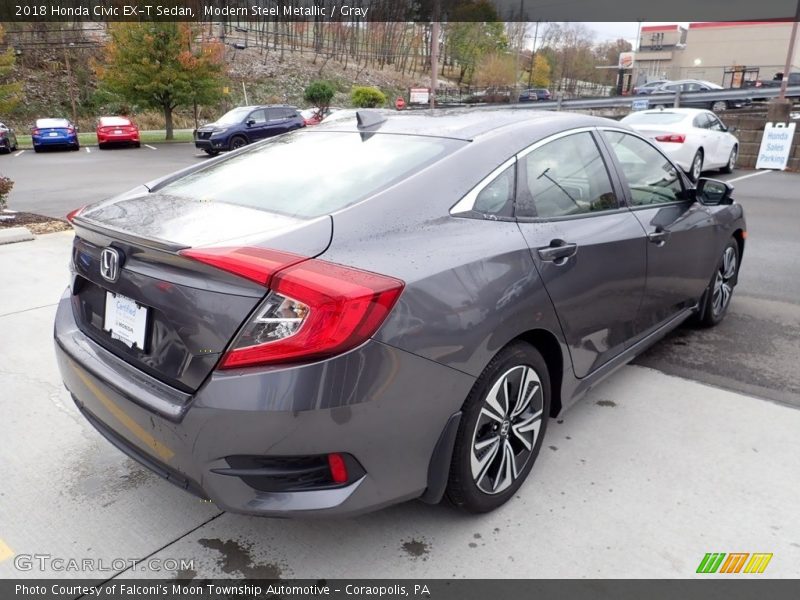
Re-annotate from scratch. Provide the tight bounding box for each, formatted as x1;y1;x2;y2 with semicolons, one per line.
181;246;404;368
655;133;686;143
66;206;85;223
32;129;40;135
179;246;306;286
328;453;348;484
67;127;75;134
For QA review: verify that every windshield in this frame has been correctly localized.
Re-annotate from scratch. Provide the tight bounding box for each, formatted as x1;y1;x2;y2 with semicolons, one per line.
160;131;464;218
622;112;687;125
214;107;252;126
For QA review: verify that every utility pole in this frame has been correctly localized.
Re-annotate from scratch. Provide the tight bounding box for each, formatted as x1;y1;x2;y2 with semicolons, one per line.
778;2;800;101
61;29;77;125
528;21;540;88
430;21;440;109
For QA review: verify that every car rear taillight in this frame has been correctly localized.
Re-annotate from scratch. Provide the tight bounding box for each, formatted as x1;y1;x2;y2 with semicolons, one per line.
179;246;404;368
67;127;75;134
655;134;686;143
66;206;85;223
32;129;40;136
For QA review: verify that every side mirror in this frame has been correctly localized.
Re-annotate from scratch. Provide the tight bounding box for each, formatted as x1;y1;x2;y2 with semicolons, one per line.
695;177;734;205
246;119;255;127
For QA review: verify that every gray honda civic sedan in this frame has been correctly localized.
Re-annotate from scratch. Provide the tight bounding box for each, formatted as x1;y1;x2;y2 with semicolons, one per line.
55;109;745;516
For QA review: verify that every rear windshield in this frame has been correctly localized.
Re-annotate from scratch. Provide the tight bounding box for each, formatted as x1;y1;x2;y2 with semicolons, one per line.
100;116;132;126
160;131;464;218
37;118;70;128
622;112;687;125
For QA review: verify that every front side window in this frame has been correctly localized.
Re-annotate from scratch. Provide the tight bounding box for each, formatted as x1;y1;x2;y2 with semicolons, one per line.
248;109;267;125
603;131;685;207
516;132;618;219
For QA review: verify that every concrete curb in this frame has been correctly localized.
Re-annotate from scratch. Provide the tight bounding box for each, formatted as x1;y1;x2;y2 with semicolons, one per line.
0;226;34;245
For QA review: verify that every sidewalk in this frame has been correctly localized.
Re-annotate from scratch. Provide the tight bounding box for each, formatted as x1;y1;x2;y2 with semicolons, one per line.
1;232;798;579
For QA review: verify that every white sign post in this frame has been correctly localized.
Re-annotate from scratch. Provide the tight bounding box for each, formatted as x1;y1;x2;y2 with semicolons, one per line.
756;122;796;170
409;87;430;105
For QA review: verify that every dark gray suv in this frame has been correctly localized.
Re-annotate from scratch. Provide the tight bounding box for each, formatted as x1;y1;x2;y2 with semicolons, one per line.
56;109;745;516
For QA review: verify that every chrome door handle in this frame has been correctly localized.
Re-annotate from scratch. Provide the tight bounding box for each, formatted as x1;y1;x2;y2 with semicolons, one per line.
538;241;578;264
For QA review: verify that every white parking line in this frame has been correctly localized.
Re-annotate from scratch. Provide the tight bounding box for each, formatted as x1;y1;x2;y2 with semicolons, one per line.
14;150;24;157
728;170;773;183
85;147;91;153
144;144;157;150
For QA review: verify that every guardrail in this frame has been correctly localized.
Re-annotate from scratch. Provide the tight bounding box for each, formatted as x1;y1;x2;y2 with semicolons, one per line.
496;86;800;111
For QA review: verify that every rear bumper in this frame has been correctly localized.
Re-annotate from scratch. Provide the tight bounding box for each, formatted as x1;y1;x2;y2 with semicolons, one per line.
33;136;77;147
98;133;139;144
54;289;474;517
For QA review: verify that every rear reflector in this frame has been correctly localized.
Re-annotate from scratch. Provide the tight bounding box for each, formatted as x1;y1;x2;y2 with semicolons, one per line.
181;245;404;368
655;133;686;143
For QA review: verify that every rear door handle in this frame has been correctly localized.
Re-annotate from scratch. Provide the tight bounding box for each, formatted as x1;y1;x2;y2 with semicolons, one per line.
538;240;578;264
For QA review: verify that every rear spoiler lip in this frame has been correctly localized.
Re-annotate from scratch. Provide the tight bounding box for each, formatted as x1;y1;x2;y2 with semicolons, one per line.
70;217;189;254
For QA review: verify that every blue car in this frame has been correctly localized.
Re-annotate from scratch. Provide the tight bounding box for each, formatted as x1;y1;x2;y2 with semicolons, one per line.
194;105;305;156
32;118;80;152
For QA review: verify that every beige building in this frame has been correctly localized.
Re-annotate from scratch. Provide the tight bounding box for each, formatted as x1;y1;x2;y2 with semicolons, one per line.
633;21;800;88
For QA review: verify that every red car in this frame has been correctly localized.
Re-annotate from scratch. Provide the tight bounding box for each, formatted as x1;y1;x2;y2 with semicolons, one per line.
96;116;140;149
300;107;341;126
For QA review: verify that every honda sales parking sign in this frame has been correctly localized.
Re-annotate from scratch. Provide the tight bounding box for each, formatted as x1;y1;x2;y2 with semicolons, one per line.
756;122;796;170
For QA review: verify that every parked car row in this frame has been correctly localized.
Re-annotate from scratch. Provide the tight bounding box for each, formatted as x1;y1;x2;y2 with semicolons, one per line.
518;88;552;102
634;79;752;111
0;116;140;154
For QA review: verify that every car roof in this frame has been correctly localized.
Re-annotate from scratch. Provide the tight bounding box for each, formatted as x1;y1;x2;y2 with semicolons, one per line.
313;107;615;141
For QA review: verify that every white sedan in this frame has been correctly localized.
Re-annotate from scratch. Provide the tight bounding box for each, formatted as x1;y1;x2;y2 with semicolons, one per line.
620;108;739;181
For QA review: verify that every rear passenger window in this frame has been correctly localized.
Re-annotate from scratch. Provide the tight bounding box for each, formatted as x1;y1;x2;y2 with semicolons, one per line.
603;131;685;206
473;164;515;217
516;132;619;219
248;110;267;124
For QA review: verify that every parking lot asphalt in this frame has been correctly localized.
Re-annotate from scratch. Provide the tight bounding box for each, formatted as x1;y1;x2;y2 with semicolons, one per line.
0;143;209;219
1;229;799;579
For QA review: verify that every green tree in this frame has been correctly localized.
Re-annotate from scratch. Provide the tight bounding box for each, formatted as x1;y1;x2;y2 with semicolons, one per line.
445;2;507;85
304;80;336;115
351;86;386;108
0;25;21;113
97;23;224;140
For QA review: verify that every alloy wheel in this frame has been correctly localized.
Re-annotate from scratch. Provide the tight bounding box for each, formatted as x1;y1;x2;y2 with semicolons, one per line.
230;137;247;150
712;246;737;317
470;365;544;495
712;101;727;112
692;153;703;181
728;147;737;171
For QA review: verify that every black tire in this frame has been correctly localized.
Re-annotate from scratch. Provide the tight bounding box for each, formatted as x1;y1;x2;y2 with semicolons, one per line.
204;148;219;156
720;145;737;174
11;141;17;151
72;143;80;151
697;238;740;327
0;140;9;154
711;101;727;112
98;143;108;150
688;149;704;182
134;142;141;148
446;341;551;513
33;146;41;153
229;135;247;150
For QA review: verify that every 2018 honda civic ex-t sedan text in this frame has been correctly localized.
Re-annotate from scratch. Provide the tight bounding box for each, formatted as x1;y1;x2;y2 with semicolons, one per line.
54;109;745;516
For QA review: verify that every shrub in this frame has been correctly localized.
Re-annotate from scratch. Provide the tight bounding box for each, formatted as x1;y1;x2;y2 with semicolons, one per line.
0;176;13;212
351;86;386;108
304;81;336;112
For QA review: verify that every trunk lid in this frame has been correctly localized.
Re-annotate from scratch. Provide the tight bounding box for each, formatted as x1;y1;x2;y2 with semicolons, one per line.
70;192;332;393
